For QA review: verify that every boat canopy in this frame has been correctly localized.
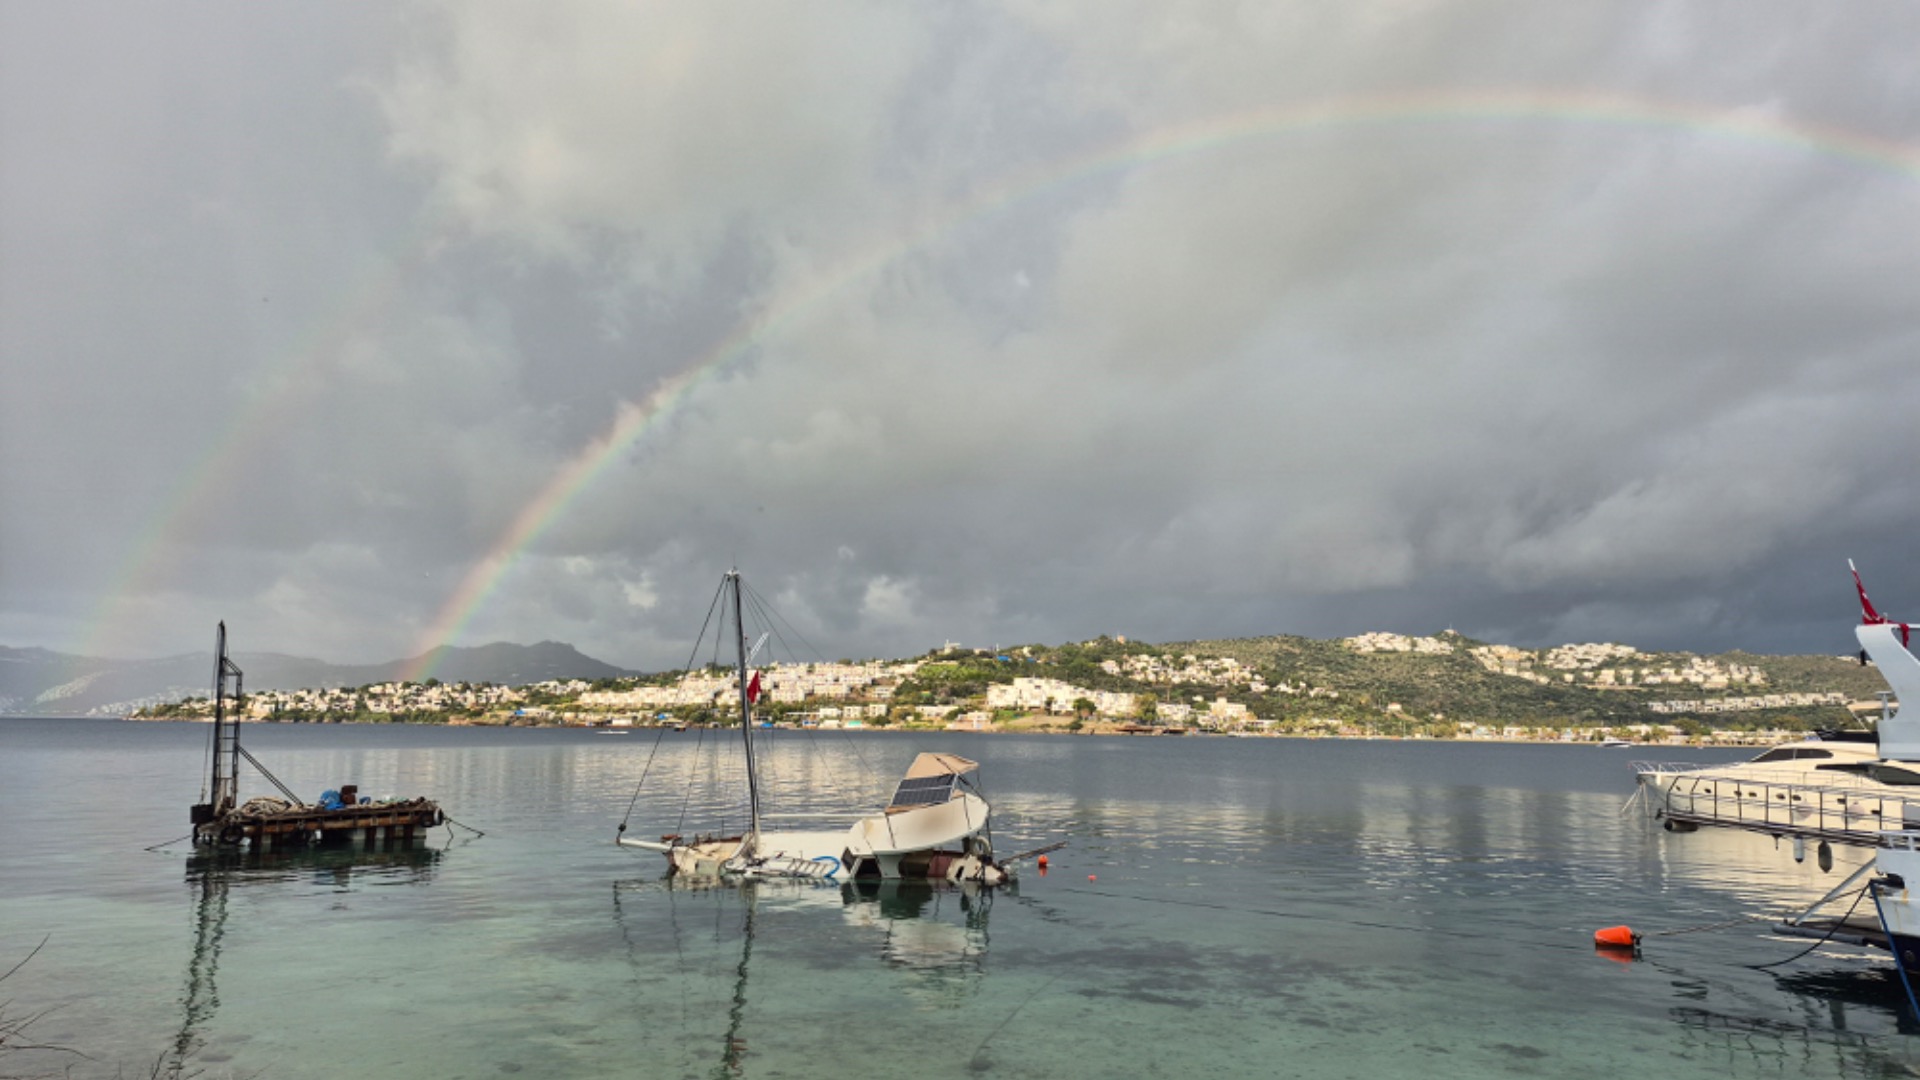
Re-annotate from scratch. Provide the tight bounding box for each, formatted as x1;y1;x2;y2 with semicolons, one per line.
886;753;979;813
903;752;978;779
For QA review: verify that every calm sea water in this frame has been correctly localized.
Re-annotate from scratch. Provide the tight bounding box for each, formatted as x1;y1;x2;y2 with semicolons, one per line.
3;718;1915;1079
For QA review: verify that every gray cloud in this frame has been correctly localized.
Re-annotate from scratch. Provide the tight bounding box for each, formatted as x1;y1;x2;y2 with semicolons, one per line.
5;1;1919;670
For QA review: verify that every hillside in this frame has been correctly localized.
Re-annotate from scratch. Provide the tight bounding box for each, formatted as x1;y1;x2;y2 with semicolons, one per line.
12;626;1897;732
0;641;638;716
1164;632;1884;730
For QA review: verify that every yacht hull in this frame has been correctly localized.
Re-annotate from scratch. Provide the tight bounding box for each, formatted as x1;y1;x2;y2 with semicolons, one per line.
1876;845;1920;974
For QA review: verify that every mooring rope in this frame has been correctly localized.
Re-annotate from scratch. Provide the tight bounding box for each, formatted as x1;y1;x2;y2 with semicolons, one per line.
970;972;1067;1071
1057;885;1595;952
1743;886;1871;970
1646;915;1770;938
442;814;487;837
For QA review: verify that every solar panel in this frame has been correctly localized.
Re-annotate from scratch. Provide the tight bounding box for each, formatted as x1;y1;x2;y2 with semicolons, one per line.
890;773;958;808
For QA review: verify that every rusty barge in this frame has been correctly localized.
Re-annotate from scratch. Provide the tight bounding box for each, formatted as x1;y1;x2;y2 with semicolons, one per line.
190;623;445;850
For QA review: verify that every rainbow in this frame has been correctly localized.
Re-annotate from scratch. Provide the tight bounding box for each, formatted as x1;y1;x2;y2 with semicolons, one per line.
81;89;1920;672
76;221;451;662
404;89;1920;679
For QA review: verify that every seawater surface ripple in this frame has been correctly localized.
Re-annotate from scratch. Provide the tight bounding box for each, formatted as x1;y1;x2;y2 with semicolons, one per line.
2;718;1913;1079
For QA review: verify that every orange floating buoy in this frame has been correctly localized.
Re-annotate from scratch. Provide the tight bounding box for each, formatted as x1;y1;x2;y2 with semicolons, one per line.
1037;854;1049;868
1088;874;1097;882
1594;925;1639;948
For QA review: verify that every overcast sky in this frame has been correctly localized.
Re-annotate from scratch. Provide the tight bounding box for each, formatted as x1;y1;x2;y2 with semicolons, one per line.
5;2;1919;670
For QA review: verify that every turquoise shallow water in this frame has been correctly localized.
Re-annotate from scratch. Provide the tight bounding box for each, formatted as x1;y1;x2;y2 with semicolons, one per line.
3;718;1916;1079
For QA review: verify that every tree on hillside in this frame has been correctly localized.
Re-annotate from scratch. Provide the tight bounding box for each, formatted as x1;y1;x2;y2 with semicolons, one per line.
1072;697;1096;724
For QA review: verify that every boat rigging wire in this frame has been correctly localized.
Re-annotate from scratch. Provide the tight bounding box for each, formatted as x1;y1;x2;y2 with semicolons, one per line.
617;722;676;834
677;722;709;836
735;580;885;787
683;578;727;675
739;578;823;670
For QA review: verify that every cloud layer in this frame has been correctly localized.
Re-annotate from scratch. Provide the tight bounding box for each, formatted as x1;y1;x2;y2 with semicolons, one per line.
6;2;1919;668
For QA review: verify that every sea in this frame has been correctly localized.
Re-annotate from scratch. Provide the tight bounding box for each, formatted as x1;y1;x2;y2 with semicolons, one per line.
4;717;1916;1080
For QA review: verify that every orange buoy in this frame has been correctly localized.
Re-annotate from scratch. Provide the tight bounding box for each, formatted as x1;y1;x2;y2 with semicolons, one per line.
1088;874;1097;882
1037;854;1049;868
1594;925;1639;948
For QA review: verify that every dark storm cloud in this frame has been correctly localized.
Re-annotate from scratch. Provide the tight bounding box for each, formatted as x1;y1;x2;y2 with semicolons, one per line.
5;1;1919;668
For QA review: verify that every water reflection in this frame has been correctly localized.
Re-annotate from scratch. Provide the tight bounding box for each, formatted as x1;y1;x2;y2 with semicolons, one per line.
1666;1002;1914;1076
610;876;996;1075
842;879;993;992
1645;821;1878;913
1770;966;1918;1033
168;846;444;1076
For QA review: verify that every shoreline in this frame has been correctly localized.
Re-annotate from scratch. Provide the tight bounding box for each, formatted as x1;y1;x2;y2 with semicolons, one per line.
25;712;1779;750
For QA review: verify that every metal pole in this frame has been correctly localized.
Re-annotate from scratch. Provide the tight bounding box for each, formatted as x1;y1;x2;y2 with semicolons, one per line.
211;623;238;816
730;571;762;847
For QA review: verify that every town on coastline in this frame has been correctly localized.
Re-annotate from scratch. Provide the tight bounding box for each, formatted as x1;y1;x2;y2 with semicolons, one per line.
130;631;1886;748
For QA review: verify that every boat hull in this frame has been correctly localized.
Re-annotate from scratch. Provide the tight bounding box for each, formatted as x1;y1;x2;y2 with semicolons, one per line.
1876;845;1920;974
622;792;1004;884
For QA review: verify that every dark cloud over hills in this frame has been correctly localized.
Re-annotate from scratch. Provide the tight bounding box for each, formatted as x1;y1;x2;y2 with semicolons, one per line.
5;3;1918;670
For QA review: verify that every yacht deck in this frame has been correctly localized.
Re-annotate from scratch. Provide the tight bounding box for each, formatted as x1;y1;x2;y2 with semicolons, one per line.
1638;761;1920;847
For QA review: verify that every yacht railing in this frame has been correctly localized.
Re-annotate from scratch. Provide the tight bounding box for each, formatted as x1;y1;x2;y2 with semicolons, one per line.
1633;760;1920;796
1641;766;1920;847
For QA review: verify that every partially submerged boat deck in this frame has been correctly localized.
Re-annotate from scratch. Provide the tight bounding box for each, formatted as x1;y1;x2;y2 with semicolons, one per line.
190;623;443;849
197;794;444;849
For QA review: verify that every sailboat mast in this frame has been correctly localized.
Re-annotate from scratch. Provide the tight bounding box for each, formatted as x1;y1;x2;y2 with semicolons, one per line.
729;570;763;845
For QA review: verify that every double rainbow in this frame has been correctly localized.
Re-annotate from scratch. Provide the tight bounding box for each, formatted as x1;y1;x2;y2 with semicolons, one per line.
79;91;1920;674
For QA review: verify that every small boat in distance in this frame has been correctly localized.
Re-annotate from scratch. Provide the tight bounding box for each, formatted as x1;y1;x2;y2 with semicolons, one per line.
616;570;1011;885
1599;738;1634;748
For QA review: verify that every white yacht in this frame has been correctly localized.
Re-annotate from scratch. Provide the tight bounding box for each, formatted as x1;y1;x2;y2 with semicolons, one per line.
1851;567;1920;973
1637;564;1920;981
1634;733;1885;831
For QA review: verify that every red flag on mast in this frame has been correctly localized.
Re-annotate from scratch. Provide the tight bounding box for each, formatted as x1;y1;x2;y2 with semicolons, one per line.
1853;560;1886;624
746;670;762;704
1853;561;1911;647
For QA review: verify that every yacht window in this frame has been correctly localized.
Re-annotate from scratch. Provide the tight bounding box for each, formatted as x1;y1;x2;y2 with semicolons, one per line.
1869;765;1920;786
1751;749;1798;763
1797;749;1834;759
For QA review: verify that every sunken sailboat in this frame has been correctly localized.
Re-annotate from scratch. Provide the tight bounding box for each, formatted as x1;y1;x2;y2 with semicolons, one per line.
616;570;1011;884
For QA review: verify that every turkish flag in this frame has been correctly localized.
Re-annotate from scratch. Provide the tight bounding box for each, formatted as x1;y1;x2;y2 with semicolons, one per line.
1853;562;1911;646
1854;562;1886;624
746;671;762;704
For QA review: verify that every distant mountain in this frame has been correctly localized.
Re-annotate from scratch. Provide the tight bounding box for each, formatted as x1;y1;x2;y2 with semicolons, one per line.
371;641;638;687
0;641;639;717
